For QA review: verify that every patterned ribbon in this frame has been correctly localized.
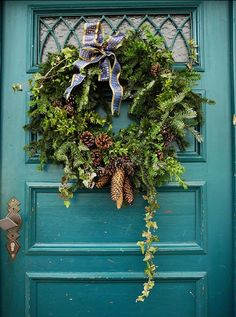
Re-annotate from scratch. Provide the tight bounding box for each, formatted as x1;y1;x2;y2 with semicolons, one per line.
64;22;124;114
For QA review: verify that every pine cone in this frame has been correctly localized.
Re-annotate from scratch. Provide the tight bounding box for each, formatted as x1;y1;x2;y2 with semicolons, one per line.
91;149;103;167
80;131;95;148
96;174;111;188
64;96;76;116
122;156;132;164
123;176;134;204
115;157;124;169
150;63;161;77
122;156;134;176
162;128;175;147
104;163;116;176
104;157;125;176
97;167;107;177
111;168;125;201
65;104;75;116
95;134;113;150
66;96;75;107
157;149;164;160
116;192;123;209
52;99;63;108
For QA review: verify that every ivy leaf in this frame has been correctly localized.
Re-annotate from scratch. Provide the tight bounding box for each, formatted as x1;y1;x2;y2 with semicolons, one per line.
137;241;145;254
64;200;71;208
34;73;43;81
143;252;153;262
149;246;158;253
62;47;74;59
12;83;23;92
136;296;145;302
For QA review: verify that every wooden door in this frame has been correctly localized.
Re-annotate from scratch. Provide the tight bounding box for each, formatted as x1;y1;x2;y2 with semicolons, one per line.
0;1;234;316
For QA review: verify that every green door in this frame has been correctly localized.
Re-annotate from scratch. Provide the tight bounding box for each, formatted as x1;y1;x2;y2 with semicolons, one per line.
0;1;234;316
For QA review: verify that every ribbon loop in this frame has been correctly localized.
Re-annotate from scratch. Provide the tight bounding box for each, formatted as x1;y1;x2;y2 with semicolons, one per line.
64;21;124;115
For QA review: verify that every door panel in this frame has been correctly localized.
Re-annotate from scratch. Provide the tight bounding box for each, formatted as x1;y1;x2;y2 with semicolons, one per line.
0;1;233;317
26;182;206;254
25;272;206;317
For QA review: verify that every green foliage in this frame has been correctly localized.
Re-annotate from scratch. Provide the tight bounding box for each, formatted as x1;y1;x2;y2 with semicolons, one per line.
24;29;212;302
12;83;23;92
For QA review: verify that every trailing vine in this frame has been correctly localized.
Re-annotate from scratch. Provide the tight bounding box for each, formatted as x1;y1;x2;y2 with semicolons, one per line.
23;26;212;302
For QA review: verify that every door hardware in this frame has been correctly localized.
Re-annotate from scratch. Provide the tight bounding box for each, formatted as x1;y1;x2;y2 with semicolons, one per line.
0;198;22;260
233;114;236;126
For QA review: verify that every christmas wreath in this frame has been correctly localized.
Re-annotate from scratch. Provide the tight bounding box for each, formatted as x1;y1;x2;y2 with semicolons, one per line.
24;22;211;301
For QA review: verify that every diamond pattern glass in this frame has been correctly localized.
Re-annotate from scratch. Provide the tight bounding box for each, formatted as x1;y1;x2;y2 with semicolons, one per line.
39;14;191;63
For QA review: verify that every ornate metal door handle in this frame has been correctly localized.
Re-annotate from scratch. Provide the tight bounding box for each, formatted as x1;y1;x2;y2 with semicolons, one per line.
0;198;22;260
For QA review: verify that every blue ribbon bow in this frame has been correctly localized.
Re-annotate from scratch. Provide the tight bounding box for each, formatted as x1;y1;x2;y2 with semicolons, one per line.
64;22;124;115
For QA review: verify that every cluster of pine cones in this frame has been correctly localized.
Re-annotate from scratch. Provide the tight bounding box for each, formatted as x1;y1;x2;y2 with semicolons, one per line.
96;156;134;209
53;96;135;209
80;131;134;208
80;131;112;167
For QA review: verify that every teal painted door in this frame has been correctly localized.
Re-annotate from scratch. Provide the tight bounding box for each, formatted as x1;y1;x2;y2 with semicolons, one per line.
0;1;234;316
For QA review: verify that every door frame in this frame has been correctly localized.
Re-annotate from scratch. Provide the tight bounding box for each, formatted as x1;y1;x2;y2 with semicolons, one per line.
0;0;235;315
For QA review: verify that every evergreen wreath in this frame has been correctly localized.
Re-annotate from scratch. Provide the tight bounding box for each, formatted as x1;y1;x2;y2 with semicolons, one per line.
24;23;212;302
